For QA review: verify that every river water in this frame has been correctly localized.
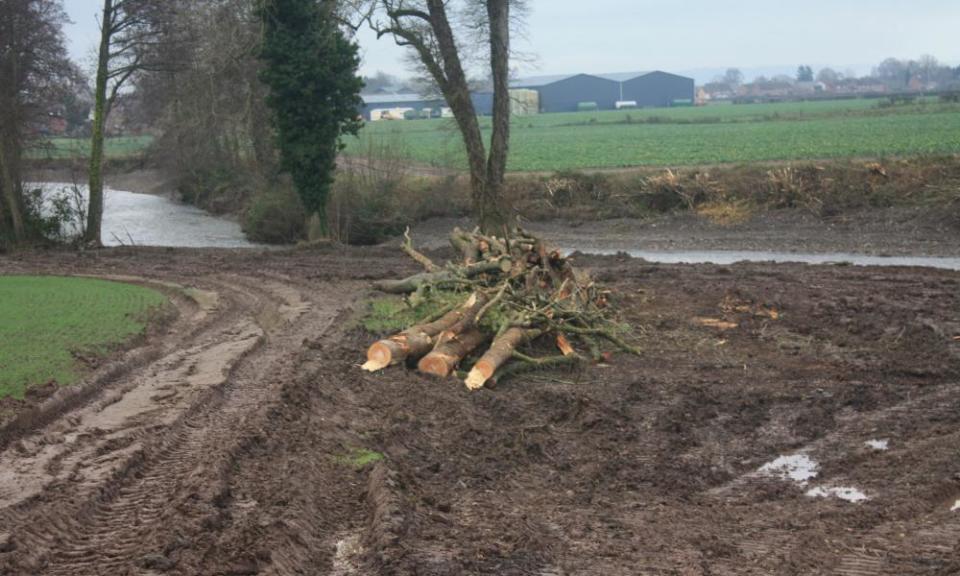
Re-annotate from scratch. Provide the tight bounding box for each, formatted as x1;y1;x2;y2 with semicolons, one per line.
31;182;960;270
563;248;960;271
34;183;255;248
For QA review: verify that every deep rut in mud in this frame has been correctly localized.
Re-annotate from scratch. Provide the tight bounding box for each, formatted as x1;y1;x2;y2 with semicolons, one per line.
1;246;959;575
0;263;362;575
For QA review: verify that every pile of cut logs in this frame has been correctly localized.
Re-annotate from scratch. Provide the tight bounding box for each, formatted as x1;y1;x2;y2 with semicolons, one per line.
362;227;638;389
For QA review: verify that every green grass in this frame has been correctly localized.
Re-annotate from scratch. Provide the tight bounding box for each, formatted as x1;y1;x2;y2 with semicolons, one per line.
361;292;466;334
28;136;155;160
334;448;385;469
344;97;960;171
0;276;167;400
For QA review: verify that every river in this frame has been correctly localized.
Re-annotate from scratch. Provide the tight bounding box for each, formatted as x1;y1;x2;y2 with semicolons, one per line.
31;182;960;270
34;183;255;248
562;248;960;271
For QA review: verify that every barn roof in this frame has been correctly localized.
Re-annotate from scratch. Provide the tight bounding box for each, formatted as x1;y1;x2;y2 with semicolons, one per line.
510;73;582;88
596;71;652;82
512;70;690;88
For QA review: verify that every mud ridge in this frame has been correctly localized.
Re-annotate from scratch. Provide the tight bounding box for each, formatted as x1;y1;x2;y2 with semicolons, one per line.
364;462;409;574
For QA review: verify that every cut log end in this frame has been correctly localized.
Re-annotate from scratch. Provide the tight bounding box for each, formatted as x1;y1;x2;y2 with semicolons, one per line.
363;340;399;372
362;359;388;372
418;353;458;378
464;361;494;390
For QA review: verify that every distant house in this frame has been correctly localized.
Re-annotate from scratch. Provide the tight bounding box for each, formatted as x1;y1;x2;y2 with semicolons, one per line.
702;81;737;100
831;78;889;95
46;113;68;136
743;79;794;98
795;81;826;94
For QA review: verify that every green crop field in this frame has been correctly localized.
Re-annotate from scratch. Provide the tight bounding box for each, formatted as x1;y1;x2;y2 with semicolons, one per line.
343;97;960;171
30;135;154;160
0;276;166;400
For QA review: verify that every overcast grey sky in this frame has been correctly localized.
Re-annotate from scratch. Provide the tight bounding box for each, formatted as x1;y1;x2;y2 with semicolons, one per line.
63;0;960;82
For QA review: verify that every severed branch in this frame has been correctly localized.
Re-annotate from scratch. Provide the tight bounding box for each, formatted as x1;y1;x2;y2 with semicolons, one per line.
372;257;512;294
401;227;437;272
490;351;584;384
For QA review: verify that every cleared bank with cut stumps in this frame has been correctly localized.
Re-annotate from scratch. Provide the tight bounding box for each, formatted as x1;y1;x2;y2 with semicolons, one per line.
0;276;166;399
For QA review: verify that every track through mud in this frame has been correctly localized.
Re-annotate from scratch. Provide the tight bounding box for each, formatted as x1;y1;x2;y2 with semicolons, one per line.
1;246;959;575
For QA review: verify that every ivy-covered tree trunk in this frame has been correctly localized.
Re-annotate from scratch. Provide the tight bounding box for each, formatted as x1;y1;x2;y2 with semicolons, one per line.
258;0;363;241
0;20;27;242
84;0;112;246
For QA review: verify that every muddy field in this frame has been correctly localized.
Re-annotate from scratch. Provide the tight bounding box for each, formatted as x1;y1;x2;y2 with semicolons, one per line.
0;245;959;575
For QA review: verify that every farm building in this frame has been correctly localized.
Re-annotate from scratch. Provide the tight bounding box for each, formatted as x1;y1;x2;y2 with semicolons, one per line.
619;71;696;108
511;74;621;113
511;70;695;112
360;92;493;121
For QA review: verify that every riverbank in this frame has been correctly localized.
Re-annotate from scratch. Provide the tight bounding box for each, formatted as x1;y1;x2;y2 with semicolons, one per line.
411;204;960;259
24;154;960;253
25;163;172;198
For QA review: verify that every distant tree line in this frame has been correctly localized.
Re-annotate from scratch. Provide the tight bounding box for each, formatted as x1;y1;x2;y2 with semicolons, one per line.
703;55;960;99
0;0;79;245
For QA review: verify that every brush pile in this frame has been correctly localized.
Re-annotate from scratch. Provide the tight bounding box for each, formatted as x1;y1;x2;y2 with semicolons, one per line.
362;227;639;389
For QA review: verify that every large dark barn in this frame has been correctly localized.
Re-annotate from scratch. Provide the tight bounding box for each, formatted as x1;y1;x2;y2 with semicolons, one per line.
621;71;695;107
512;70;695;112
512;74;621;113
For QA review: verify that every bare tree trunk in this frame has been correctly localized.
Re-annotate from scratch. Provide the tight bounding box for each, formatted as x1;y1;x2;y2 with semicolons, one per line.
483;0;511;233
0;137;26;241
421;0;508;234
84;0;114;247
371;0;515;233
0;53;25;241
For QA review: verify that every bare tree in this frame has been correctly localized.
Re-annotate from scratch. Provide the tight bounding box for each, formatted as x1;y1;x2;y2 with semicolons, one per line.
0;0;72;243
816;67;842;86
349;0;524;233
139;1;277;195
85;0;170;246
723;68;744;87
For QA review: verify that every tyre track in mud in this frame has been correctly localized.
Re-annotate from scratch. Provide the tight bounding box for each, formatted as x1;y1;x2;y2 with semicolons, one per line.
0;272;360;575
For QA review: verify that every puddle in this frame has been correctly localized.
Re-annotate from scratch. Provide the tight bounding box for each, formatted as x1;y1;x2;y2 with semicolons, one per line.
564;248;960;271
758;453;819;485
806;486;869;503
865;439;889;451
331;533;363;575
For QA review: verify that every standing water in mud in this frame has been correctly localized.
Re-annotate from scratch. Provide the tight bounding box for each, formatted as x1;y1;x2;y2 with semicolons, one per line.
32;183;256;248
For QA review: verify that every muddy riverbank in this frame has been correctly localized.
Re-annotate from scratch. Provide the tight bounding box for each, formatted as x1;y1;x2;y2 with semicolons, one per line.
411;205;960;258
1;245;958;574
